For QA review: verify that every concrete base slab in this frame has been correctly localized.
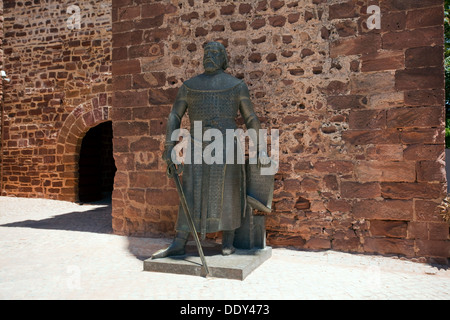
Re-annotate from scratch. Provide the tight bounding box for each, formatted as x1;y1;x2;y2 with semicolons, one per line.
144;244;272;280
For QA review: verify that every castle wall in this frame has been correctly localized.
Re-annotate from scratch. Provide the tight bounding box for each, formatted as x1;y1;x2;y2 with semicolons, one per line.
2;0;112;201
111;0;449;263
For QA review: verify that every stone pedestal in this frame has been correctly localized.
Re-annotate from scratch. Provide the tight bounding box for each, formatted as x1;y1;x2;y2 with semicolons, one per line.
144;243;272;281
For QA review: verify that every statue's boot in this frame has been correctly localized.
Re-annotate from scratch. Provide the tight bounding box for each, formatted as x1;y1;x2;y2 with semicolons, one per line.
222;230;236;256
151;231;189;259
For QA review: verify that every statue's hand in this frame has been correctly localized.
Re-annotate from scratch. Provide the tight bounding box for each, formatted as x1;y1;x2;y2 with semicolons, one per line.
162;145;174;164
164;146;184;178
258;151;271;168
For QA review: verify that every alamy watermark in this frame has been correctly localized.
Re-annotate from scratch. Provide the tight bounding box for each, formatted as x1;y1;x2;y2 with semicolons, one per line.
169;121;279;176
66;265;82;291
66;3;109;30
367;5;381;30
66;5;81;30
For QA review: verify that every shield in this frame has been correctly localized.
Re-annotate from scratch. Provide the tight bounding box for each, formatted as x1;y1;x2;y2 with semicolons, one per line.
245;162;275;213
233;160;275;249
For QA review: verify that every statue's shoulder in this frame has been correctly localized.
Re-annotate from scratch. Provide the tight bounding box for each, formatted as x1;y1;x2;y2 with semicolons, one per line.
218;73;244;87
183;73;243;91
182;75;202;90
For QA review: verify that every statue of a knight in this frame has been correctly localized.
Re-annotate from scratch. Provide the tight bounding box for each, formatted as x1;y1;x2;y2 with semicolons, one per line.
152;41;271;258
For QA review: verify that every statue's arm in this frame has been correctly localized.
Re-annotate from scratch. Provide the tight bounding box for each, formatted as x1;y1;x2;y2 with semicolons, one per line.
239;83;262;133
239;83;269;160
163;85;188;162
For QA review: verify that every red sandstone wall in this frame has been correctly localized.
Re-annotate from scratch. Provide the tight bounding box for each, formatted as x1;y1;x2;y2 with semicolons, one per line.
111;0;449;263
1;0;112;201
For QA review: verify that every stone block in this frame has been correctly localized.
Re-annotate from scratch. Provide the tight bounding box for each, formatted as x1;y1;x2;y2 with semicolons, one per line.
369;220;408;238
341;182;381;199
381;11;406;32
405;46;443;68
361;51;404;72
348;109;386;130
329;1;358;20
364;238;415;257
354;161;416;182
327;95;367;110
403;144;444;161
415;240;450;258
406;6;444;30
112;59;141;76
353;199;413;220
395;67;444;91
350;72;395;94
115;121;149;137
381;182;445;200
404;89;444;106
416;160;446;183
380;0;442;12
400;128;444;145
382;26;443;50
330;33;381;58
342;129;401;145
114;90;148;108
220;4;235;15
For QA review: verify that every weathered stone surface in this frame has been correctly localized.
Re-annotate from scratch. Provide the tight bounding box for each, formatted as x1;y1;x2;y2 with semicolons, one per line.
353;200;414;220
354;161;416;182
369;220;408;238
395;67;444;91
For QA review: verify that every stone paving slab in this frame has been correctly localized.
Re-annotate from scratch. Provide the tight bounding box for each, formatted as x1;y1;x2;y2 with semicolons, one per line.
0;196;449;300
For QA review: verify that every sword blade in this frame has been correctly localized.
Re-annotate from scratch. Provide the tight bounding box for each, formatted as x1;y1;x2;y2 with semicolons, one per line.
169;163;210;277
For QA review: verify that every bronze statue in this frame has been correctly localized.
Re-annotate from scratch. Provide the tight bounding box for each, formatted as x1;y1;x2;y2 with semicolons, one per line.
152;42;272;259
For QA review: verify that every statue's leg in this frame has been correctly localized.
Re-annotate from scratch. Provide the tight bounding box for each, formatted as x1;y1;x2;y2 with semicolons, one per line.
151;230;189;259
222;230;236;255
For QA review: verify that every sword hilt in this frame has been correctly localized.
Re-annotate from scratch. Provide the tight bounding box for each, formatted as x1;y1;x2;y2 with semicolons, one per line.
166;161;183;178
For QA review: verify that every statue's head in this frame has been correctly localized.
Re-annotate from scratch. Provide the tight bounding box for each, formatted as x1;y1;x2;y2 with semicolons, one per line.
203;41;228;73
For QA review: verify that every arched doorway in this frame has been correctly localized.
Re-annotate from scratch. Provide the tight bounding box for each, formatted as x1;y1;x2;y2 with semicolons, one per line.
78;121;116;203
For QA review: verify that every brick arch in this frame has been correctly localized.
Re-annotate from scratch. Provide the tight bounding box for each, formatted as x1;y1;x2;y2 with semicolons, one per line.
56;98;111;202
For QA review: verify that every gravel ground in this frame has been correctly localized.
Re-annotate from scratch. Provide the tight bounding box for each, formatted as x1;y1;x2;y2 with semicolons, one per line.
0;196;449;300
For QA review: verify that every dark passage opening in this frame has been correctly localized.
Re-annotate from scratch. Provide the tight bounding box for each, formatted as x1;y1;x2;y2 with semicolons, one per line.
78;121;116;203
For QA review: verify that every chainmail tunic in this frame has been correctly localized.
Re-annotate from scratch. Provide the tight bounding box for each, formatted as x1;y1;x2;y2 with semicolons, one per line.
175;82;246;238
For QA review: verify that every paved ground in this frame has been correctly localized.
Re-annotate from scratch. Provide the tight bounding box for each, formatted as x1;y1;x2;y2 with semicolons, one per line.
0;196;449;300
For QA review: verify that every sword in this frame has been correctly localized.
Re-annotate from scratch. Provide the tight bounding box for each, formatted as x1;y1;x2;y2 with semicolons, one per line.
166;162;210;277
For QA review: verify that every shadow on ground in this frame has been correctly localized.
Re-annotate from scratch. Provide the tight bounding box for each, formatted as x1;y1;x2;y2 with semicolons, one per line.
0;198;171;261
1;199;113;234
